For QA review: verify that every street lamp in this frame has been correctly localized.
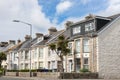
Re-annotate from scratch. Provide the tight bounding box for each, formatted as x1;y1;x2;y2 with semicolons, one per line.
13;20;32;77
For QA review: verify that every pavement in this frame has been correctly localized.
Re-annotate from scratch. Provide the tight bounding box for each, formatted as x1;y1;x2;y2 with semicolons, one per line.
1;76;120;80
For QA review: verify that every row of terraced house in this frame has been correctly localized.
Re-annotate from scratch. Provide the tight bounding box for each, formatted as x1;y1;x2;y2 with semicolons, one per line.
0;13;120;78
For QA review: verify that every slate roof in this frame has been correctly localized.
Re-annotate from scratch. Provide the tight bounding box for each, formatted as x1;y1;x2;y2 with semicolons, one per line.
2;43;15;52
97;13;120;33
7;42;24;52
46;30;65;44
18;38;37;51
69;14;111;27
0;47;6;52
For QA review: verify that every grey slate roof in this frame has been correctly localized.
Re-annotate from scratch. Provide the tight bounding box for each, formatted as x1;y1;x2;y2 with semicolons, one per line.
46;30;65;44
0;47;6;52
97;13;120;33
18;38;37;51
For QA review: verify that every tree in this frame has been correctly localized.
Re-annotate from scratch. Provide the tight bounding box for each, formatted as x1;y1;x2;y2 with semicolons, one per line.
49;35;70;72
0;52;6;68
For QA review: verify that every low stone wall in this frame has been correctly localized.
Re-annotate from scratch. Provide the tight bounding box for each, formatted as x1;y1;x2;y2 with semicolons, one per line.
5;72;98;79
60;72;98;79
19;72;30;77
5;72;17;76
37;72;60;79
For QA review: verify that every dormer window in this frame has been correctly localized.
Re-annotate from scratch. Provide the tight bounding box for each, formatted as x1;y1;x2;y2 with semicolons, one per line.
73;26;81;34
37;37;43;43
85;22;94;31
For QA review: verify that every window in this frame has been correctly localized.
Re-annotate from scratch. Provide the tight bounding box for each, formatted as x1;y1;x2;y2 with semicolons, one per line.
75;39;80;54
39;62;43;68
37;37;43;42
14;53;17;60
52;61;55;69
83;58;89;69
48;49;51;56
35;62;37;69
69;60;73;72
25;63;28;69
34;50;37;59
73;26;81;34
76;59;80;72
68;43;72;54
39;48;43;58
21;52;24;60
48;61;50;69
85;23;94;31
25;50;29;60
83;39;90;52
21;63;23;69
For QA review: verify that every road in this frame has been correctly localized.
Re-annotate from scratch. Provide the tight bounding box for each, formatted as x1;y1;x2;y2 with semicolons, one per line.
1;76;120;80
0;76;34;80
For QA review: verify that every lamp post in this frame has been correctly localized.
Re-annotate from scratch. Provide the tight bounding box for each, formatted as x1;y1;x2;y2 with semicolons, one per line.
13;20;32;77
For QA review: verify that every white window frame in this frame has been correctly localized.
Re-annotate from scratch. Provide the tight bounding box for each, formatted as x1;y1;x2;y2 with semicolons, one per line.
68;42;73;54
39;61;43;68
83;39;90;53
75;39;80;54
39;48;43;58
85;22;94;31
73;26;81;34
83;58;89;69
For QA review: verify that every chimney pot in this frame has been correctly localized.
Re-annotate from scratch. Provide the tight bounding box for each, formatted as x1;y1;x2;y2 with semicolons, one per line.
25;35;31;41
48;27;57;35
65;21;73;30
36;33;43;38
9;40;15;44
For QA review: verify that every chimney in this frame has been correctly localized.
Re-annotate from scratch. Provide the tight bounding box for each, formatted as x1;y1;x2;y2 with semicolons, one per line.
65;21;73;30
17;39;21;44
0;42;8;47
36;33;43;38
85;14;95;20
24;35;31;41
9;40;16;44
48;27;57;35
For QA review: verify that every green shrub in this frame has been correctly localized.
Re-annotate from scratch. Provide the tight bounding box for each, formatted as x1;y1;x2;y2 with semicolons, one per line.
20;69;29;72
80;68;89;72
0;70;2;75
7;70;18;72
7;69;37;72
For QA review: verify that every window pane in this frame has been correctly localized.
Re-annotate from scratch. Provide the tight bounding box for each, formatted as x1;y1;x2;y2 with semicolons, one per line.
84;58;88;64
39;62;43;68
83;39;90;52
73;26;81;34
85;23;94;31
75;39;80;53
39;48;43;58
68;43;72;54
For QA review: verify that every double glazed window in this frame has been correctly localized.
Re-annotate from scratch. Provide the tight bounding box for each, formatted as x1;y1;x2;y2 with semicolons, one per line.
75;39;80;54
39;62;43;68
39;48;43;58
83;39;90;52
85;23;94;31
73;26;81;34
68;43;72;54
25;50;29;60
83;58;89;69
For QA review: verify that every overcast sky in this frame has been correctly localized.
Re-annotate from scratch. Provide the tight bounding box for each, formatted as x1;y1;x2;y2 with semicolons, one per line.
0;0;120;42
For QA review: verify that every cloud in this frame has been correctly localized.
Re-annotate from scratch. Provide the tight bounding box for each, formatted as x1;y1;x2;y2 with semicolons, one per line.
81;0;91;5
56;0;73;14
0;0;55;41
97;0;120;16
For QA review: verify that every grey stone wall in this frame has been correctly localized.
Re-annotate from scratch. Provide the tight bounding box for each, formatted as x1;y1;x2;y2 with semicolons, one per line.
98;16;120;79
